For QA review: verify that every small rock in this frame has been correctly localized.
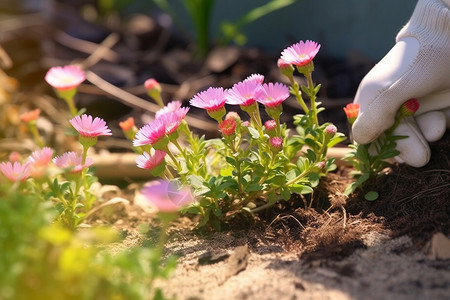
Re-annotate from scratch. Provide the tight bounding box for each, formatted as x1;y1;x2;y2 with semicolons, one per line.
220;244;250;284
198;249;230;265
426;232;450;260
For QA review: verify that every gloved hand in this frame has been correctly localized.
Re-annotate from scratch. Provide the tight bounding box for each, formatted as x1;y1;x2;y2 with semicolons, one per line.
352;0;450;167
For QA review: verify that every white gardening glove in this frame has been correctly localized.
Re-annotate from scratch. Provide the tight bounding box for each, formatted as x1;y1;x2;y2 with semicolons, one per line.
352;0;450;167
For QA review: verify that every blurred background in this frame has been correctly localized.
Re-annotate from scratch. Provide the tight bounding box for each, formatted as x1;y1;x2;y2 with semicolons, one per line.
0;0;417;152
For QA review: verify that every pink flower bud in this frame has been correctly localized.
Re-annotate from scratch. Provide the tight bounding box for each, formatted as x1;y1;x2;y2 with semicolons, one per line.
400;98;419;117
144;78;161;92
270;136;283;152
324;124;337;135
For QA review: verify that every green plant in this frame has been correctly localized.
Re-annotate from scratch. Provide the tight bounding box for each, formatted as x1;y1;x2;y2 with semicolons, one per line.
125;40;346;230
0;185;177;300
343;99;420;200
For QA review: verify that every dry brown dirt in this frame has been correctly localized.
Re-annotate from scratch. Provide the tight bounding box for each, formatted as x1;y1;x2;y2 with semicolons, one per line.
100;133;450;300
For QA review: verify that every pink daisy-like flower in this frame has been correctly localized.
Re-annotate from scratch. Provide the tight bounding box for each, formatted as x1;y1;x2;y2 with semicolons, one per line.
256;82;289;107
0;161;31;182
28;147;54;167
136;150;166;170
156;101;182;118
244;73;264;83
53;152;93;173
156;101;190;121
133;118;167;147
45;65;85;91
190;87;226;112
158;111;184;136
141;179;193;212
27;147;54;178
280;40;321;67
69;114;112;137
226;80;262;107
277;58;290;69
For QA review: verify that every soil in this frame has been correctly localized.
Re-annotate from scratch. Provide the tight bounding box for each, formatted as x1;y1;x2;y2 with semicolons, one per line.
98;133;450;300
2;2;450;299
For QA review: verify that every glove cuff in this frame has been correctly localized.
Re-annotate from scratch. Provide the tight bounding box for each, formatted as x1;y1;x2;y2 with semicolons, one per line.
396;0;450;45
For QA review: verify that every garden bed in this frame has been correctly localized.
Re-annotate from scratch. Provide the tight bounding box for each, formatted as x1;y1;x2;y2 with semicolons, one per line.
1;2;450;299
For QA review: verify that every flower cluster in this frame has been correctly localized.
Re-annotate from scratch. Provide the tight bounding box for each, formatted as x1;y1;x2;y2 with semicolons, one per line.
121;40;345;229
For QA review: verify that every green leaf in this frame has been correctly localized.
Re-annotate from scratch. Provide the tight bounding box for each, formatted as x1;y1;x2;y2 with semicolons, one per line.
247;126;260;139
327;135;347;148
364;191;379;201
281;188;291;201
378;150;400;160
246;183;263;192
225;156;236;166
290;184;313;195
305;149;317;162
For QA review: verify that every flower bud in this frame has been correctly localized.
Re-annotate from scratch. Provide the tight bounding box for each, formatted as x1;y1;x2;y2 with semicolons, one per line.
119;117;138;140
219;118;237;136
145;78;164;107
324;124;337;136
343;103;360;125
270;136;283;153
20;109;40;123
399;98;419;117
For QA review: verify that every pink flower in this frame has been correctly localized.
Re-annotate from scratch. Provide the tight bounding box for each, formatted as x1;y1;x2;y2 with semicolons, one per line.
226;80;262;107
69;114;112;137
27;147;54;178
133;118;167;147
277;58;290;69
53;152;93;173
156;101;181;118
244;73;264;83
0;161;31;182
256;82;289;107
45;65;85;91
136;150;166;170
141;180;193;212
9;152;22;162
280;40;321;67
190;87;226;112
156;101;190;121
159;111;185;135
28;147;53;166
